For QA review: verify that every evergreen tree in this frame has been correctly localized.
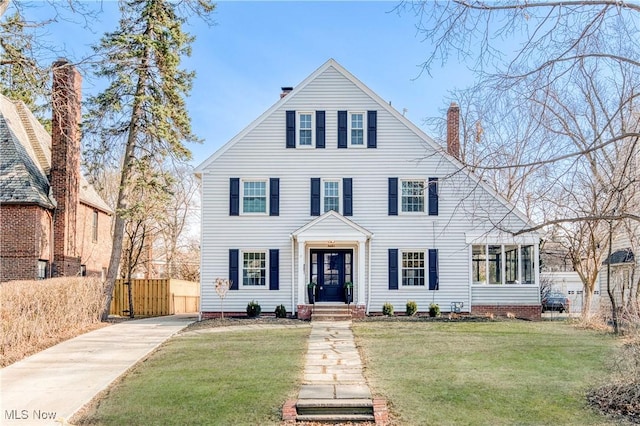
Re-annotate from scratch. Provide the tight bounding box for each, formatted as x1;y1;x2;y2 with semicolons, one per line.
84;0;214;320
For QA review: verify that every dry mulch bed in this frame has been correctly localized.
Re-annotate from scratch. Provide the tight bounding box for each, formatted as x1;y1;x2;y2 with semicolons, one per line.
587;381;640;425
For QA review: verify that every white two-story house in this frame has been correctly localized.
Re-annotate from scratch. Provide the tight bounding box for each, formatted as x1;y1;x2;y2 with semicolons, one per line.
195;59;541;320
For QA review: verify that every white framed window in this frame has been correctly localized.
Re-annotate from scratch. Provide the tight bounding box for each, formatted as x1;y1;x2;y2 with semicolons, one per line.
322;179;341;213
241;180;267;214
402;250;426;286
242;251;267;286
401;179;425;213
298;112;314;147
472;244;536;285
349;112;365;146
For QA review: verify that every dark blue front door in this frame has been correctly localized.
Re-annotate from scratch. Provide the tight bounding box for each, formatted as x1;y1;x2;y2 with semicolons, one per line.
311;249;353;302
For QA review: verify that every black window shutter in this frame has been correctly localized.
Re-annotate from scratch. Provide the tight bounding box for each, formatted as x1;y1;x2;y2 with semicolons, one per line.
316;111;325;149
229;249;239;290
310;178;321;216
286;110;296;148
229;178;240;216
388;177;398;216
269;178;279;216
269;249;279;290
389;249;398;290
338;111;347;148
343;178;353;216
428;249;439;290
367;110;377;148
428;177;439;216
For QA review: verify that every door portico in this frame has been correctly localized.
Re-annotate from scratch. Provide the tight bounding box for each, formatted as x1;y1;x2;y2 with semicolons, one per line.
291;211;373;311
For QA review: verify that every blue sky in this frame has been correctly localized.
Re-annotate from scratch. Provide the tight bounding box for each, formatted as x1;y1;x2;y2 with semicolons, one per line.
20;1;477;166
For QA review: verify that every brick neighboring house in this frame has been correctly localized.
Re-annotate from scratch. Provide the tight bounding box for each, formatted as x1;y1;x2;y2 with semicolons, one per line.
0;60;112;282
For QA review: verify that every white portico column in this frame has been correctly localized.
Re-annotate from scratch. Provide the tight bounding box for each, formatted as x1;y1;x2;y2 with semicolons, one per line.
297;239;307;305
356;237;366;305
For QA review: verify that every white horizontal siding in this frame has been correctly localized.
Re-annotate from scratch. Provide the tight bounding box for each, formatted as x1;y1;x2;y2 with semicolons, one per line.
199;63;537;314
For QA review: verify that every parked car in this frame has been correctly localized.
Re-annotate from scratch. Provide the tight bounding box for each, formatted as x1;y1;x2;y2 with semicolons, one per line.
541;292;570;313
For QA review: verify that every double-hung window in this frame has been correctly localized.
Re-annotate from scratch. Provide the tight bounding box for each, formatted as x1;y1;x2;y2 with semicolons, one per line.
242;251;266;286
242;180;267;214
349;113;364;146
298;112;313;147
402;251;425;286
472;244;536;285
323;180;340;213
401;180;425;213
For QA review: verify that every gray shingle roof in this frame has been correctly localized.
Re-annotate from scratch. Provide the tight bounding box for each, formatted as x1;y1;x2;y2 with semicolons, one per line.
0;94;112;213
602;248;635;265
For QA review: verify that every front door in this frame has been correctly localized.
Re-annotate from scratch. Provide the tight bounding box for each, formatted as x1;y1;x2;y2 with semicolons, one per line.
310;249;353;302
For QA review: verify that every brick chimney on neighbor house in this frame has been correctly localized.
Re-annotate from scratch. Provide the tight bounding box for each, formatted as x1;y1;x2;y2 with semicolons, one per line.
50;59;82;277
447;102;460;160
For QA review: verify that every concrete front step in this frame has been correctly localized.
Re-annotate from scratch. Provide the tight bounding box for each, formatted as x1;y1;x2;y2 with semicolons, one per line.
296;414;376;422
312;304;352;322
296;398;375;422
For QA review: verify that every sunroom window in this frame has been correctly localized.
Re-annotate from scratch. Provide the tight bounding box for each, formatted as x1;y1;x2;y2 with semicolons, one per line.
473;244;535;285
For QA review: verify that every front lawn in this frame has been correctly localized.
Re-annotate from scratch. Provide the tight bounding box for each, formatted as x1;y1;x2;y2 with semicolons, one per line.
74;326;310;426
354;320;616;425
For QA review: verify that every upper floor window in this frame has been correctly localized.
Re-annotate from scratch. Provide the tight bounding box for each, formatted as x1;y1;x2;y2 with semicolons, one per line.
242;180;267;214
323;180;340;213
401;180;425;213
349;113;364;146
298;112;314;147
402;251;425;286
243;251;266;286
92;210;98;242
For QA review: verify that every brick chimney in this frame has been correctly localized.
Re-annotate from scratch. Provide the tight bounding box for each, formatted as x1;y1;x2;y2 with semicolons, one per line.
447;102;460;160
280;86;293;99
50;59;82;277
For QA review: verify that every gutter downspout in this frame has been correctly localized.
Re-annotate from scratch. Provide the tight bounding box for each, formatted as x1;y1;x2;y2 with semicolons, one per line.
366;234;373;315
196;172;204;322
290;234;295;315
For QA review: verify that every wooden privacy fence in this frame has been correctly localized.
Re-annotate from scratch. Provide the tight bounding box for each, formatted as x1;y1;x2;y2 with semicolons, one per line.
110;279;200;317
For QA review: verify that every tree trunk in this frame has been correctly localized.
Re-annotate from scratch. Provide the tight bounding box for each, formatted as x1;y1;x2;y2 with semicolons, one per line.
100;63;149;321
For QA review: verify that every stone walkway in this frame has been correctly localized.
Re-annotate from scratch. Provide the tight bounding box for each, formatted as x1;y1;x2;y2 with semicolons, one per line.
284;320;388;424
300;321;371;399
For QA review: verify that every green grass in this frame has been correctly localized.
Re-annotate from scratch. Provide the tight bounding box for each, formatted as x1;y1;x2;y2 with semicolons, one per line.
76;321;616;426
353;321;616;426
76;327;309;426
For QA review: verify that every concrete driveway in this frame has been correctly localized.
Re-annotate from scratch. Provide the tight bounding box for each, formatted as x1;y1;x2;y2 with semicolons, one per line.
0;314;196;425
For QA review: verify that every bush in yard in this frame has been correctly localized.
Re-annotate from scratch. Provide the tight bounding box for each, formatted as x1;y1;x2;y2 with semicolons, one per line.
406;300;418;316
246;300;262;318
275;304;287;318
382;302;394;316
429;303;441;318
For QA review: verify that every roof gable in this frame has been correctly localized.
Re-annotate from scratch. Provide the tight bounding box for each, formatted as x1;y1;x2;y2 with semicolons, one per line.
293;210;373;240
194;59;534;229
